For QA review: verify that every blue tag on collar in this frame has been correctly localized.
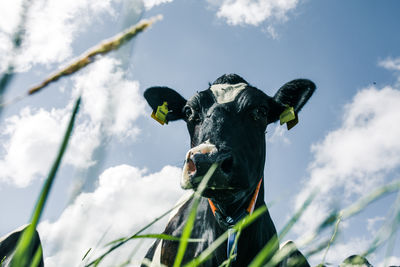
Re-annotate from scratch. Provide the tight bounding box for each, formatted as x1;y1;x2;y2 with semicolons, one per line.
227;228;237;262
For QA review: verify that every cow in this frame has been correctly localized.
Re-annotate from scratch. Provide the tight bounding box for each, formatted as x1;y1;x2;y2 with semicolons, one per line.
142;74;315;267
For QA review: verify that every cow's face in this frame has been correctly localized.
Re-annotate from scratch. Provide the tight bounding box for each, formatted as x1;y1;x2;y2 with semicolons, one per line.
144;74;315;205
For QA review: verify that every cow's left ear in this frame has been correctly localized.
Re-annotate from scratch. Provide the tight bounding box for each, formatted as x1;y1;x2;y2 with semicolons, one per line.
144;86;187;124
268;79;316;128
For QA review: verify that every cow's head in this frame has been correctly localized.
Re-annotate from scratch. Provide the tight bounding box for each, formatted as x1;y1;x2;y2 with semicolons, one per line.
144;74;315;213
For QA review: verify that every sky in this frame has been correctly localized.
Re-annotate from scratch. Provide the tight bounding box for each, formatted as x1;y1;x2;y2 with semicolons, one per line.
0;0;400;266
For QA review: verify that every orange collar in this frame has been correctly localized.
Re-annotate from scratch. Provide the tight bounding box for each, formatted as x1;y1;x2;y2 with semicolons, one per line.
208;178;262;220
207;178;263;261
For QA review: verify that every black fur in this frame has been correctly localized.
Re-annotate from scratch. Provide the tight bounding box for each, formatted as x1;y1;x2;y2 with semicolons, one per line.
212;74;249;85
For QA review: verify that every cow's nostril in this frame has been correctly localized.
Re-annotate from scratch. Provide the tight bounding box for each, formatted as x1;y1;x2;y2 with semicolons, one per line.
187;158;196;175
220;157;233;175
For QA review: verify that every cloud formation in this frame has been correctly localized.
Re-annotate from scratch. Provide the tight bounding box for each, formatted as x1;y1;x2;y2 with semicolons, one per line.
0;0;126;72
143;0;173;10
0;57;145;187
291;73;400;264
213;0;299;26
38;164;183;267
379;57;400;72
0;0;303;70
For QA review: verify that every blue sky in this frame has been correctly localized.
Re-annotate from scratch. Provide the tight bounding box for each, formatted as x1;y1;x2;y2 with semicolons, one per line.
1;0;400;266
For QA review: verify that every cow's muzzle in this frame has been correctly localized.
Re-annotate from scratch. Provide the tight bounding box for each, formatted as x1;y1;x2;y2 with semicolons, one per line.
181;142;233;190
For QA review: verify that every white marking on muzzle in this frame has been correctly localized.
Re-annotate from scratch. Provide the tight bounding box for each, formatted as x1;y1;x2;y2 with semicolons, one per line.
210;82;247;104
181;141;217;189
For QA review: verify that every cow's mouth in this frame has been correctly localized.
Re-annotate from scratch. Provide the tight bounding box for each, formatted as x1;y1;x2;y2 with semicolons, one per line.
181;142;234;193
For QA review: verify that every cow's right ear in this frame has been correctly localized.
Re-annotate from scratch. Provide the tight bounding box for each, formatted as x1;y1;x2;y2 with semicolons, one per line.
144;87;187;123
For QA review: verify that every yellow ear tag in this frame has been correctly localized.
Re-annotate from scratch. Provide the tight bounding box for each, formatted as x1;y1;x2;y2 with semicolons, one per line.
151;101;169;125
279;106;298;130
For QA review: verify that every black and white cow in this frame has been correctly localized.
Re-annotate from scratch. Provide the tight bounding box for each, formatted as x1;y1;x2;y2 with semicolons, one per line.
142;74;315;267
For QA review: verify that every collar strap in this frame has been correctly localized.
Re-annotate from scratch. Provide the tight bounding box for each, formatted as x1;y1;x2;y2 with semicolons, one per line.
208;178;262;222
207;178;263;261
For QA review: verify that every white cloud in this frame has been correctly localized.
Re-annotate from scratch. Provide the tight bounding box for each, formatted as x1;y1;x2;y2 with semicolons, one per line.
267;124;290;144
367;216;385;235
0;0;125;72
0;0;23;35
266;25;279;39
0;107;69;187
143;0;173;10
0;57;145;187
0;0;303;69
379;57;400;72
38;164;184;267
213;0;299;26
319;237;371;266
289;83;400;265
0;105;101;187
73;57;145;140
377;256;400;267
293;85;400;233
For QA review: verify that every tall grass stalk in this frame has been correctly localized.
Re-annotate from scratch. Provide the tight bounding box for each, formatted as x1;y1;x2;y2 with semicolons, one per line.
383;191;400;266
0;15;162;109
362;184;400;258
248;192;315;267
27;15;161;97
28;245;42;267
10;96;81;267
183;206;267;267
173;163;218;267
85;194;195;266
0;0;32;116
301;180;400;264
320;215;341;265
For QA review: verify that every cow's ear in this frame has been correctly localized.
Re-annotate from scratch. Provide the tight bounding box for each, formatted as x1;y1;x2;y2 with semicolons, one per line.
268;79;316;127
144;86;187;123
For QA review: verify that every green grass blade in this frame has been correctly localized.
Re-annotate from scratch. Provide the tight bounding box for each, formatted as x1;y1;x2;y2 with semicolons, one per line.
10;96;81;267
122;233;203;243
278;191;316;241
173;163;218;267
183;206;267;267
82;248;92;262
85;194;194;267
362;187;400;257
223;229;241;267
320;215;341;265
248;192;315;267
0;0;32;117
29;245;43;267
341;180;400;220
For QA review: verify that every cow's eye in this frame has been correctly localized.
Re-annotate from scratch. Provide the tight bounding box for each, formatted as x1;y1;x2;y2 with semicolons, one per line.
251;106;268;121
184;106;193;120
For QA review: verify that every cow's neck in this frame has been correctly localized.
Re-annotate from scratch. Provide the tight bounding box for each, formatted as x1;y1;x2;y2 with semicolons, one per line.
204;182;278;266
208;179;264;229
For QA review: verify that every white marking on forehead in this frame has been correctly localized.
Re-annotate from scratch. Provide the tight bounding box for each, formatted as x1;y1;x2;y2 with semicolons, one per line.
210;82;247;104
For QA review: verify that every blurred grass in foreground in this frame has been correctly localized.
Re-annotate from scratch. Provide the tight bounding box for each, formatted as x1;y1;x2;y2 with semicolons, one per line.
81;176;400;267
10;96;81;267
2;14;163;267
1;4;399;266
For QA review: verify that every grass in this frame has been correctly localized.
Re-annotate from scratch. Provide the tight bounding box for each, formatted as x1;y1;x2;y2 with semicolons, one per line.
1;6;400;267
173;163;218;267
9;96;81;267
0;0;32;117
0;14;162;267
0;15;162;109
